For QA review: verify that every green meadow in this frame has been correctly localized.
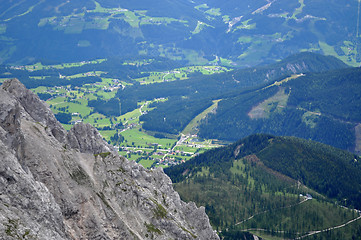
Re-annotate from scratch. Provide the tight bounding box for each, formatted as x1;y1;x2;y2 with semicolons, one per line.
21;58;224;168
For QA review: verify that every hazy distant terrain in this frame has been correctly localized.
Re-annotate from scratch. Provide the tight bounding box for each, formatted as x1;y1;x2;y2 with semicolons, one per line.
0;0;360;66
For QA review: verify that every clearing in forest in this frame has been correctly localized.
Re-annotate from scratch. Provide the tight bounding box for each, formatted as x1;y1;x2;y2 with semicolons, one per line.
182;100;221;135
248;88;290;119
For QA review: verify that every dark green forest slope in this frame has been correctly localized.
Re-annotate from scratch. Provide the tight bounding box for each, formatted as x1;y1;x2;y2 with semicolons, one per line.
116;52;347;134
165;134;361;239
198;66;361;153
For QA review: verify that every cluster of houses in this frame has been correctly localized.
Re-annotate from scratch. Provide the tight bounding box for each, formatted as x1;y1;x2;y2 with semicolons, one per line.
156;157;185;166
203;66;223;72
9;65;27;70
119;145;192;167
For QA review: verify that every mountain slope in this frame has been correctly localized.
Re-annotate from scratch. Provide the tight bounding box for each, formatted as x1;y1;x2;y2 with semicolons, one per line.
0;0;360;66
114;52;347;134
165;134;361;239
0;78;218;239
199;66;361;153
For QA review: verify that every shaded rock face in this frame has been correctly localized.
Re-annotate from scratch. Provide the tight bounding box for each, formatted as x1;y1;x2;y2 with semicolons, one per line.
0;79;219;240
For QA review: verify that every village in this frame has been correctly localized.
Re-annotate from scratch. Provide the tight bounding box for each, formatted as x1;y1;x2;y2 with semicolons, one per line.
4;59;227;170
115;132;212;168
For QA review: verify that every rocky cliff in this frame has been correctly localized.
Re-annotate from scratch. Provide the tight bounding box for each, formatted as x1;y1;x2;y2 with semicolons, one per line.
0;79;219;240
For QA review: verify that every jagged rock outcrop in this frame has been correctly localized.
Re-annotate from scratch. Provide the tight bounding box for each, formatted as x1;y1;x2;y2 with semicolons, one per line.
0;79;219;240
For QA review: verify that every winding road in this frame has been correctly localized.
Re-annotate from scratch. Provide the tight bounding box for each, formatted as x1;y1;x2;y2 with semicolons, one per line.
295;214;361;239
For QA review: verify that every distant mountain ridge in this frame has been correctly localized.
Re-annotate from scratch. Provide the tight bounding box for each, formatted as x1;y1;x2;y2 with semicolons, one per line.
0;0;360;66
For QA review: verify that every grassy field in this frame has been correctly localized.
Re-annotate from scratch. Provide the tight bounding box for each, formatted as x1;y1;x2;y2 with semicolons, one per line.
319;41;359;67
291;0;305;20
0;24;6;34
235;19;256;31
205;8;222;16
38;1;188;33
182;99;221;135
3;2;41;22
54;101;92;116
195;4;209;11
113;100;221;167
192;21;214;34
21;58;224;168
120;128;176;148
138;159;154;168
237;35;276;66
248;88;289;119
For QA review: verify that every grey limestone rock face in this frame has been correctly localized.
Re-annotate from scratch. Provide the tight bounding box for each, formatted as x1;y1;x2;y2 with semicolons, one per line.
1;79;66;143
66;122;113;154
0;79;219;240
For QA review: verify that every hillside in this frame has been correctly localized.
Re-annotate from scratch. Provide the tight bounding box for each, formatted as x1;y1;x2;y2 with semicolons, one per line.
0;0;360;66
0;52;354;168
0;57;229;169
117;52;347;134
165;134;361;239
0;78;218;239
198;66;361;153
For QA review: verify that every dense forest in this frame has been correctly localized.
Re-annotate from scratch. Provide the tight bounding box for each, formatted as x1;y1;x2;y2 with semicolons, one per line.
117;52;349;134
88;98;121;116
165;134;361;239
257;137;361;207
198;66;361;152
54;112;72;124
140;97;213;134
285;67;361;122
